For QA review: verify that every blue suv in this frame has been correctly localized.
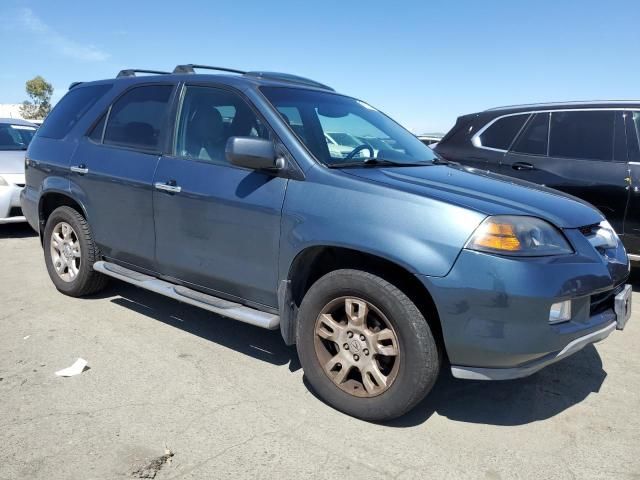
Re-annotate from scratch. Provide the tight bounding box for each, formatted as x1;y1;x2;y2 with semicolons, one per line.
22;65;631;420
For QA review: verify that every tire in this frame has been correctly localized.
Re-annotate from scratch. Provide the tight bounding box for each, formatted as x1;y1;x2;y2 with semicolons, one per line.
43;206;108;297
296;269;440;421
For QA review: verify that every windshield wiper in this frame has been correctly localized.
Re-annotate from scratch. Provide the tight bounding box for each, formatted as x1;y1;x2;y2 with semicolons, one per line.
432;156;458;166
328;158;432;168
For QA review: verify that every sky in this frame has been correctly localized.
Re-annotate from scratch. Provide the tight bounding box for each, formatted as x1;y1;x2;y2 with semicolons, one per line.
1;0;639;134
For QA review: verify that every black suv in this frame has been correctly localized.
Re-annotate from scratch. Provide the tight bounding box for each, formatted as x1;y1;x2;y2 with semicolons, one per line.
434;102;640;258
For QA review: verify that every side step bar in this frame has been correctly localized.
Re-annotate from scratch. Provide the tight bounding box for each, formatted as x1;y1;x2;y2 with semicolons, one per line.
93;261;280;330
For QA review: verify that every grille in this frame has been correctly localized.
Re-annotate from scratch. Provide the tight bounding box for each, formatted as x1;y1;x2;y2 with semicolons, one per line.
590;284;623;316
8;207;23;218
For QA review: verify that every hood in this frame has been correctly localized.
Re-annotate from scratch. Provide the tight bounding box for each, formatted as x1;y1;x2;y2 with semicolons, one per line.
0;150;26;175
342;164;603;229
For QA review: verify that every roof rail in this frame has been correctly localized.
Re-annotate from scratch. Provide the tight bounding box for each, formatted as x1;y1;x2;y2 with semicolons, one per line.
116;69;171;78
69;81;83;90
171;64;334;91
244;71;334;91
173;64;247;75
485;100;640;111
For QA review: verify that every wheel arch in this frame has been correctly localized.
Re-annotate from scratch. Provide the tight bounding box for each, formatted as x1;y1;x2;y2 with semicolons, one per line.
38;191;88;243
280;245;445;357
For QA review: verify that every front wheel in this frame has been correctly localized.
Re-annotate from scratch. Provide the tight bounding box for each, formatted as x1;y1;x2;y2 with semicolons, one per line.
296;269;440;421
43;206;108;297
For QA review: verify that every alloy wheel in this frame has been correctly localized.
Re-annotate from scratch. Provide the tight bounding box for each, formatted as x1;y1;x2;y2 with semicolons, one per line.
314;297;400;397
50;221;81;282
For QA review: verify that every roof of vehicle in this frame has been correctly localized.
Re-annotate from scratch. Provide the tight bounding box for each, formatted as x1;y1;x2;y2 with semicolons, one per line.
69;64;336;93
0;118;39;127
482;100;640;116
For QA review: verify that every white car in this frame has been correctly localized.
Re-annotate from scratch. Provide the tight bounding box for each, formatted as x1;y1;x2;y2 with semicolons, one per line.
0;118;37;224
325;132;364;158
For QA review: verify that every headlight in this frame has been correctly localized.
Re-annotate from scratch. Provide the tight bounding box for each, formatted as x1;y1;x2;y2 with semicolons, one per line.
466;215;573;256
0;176;7;187
587;220;618;250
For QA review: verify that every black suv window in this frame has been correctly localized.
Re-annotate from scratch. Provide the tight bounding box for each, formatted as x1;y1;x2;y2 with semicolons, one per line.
175;86;269;165
627;111;640;161
549;110;614;161
103;85;173;151
511;113;549;155
37;84;112;139
479;114;528;150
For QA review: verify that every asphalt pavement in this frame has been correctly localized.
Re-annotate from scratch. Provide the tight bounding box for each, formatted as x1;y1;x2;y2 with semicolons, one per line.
1;223;639;479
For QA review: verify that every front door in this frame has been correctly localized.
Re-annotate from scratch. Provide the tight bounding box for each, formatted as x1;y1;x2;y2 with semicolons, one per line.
152;85;288;308
501;110;630;234
70;83;175;270
623;111;640;254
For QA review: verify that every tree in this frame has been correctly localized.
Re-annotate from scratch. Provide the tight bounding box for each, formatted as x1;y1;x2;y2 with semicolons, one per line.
20;76;54;120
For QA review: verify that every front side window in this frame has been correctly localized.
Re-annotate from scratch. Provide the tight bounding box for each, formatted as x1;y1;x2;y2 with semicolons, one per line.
175;86;269;164
261;87;436;166
511;113;549;155
549;110;614;161
37;84;112;139
103;85;173;151
0;123;37;150
479;114;529;150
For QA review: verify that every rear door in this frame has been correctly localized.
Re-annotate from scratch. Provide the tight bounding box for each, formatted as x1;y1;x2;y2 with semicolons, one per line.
70;83;176;270
501;109;629;234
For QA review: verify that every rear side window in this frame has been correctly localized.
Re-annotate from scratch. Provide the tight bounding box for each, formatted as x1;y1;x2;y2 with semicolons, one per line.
37;84;112;139
613;112;627;162
626;111;640;161
479;114;529;150
549;110;614;161
512;113;549;155
103;85;173;152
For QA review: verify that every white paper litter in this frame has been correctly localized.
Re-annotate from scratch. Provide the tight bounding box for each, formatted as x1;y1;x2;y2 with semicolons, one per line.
23;335;30;340
55;358;88;377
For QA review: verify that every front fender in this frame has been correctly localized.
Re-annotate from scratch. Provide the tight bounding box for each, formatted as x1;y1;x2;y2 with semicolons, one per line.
278;166;486;280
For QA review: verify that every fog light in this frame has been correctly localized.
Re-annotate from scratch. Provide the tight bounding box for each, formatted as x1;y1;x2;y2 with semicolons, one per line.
549;300;572;324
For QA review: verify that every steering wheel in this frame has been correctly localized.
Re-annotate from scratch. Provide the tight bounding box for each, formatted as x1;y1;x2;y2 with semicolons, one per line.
345;144;374;160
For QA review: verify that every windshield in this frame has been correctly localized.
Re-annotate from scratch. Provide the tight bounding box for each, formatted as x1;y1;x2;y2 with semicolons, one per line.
0;123;37;151
327;132;360;147
261;87;436;166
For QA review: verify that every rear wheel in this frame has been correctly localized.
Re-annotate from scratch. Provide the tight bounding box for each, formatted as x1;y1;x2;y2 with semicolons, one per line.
297;269;440;421
43;206;108;297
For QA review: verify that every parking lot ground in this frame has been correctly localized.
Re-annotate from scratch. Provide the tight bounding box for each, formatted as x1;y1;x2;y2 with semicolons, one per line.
1;223;639;480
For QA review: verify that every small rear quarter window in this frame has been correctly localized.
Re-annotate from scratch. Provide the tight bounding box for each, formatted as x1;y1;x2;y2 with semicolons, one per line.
37;84;112;139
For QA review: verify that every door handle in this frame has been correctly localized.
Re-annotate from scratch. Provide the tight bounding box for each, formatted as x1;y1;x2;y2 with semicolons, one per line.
512;162;534;171
70;164;89;175
154;181;182;194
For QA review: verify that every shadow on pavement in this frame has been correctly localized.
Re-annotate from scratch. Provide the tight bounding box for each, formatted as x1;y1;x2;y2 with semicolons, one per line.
90;282;300;371
91;280;607;427
386;344;606;427
0;223;38;239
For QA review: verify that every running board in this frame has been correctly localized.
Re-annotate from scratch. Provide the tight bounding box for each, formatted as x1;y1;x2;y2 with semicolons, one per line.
93;261;279;330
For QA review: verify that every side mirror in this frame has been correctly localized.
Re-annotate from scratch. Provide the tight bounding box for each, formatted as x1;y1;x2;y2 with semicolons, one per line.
226;137;283;170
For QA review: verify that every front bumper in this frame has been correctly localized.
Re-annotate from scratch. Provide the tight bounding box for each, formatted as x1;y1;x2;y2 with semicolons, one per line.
419;229;629;380
0;174;26;224
451;319;616;380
